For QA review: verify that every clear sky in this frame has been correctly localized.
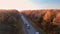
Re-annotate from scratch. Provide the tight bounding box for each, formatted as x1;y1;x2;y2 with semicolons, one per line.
0;0;60;10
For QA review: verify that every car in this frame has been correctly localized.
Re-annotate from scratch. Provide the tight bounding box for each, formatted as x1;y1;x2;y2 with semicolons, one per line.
26;24;30;29
35;32;39;34
24;23;30;29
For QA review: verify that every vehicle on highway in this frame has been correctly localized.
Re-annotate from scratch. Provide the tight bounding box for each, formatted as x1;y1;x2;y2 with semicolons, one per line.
26;24;30;29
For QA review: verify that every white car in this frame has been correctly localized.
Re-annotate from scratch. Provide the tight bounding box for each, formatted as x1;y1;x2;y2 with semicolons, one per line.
35;32;39;34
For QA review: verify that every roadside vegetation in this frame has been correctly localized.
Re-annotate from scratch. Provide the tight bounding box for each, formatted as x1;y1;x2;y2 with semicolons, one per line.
0;9;23;34
22;9;60;34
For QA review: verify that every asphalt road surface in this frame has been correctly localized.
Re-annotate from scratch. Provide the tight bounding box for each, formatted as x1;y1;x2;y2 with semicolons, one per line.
20;13;40;34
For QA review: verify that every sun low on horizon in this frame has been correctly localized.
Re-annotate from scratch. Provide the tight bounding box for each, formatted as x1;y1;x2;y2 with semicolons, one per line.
0;0;60;11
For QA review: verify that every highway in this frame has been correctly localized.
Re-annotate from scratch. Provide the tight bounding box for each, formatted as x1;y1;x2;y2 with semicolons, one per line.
20;13;40;34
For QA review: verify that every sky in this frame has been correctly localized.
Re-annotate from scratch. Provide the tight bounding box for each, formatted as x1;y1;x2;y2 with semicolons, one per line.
0;0;60;10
